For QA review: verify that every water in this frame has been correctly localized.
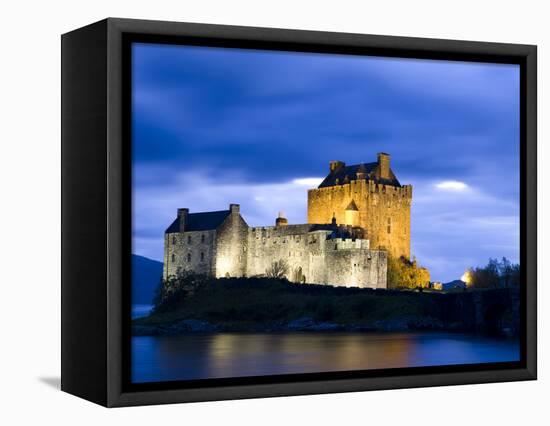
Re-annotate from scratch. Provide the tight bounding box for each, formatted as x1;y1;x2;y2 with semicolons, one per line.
131;332;519;383
132;304;153;319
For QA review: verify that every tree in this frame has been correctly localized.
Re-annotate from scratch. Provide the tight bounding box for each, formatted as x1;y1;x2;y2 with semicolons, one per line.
152;270;208;312
468;257;520;289
266;259;289;279
387;255;431;289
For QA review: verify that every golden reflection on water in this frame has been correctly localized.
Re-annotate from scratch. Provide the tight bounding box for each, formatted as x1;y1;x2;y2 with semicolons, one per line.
132;332;519;383
206;333;414;377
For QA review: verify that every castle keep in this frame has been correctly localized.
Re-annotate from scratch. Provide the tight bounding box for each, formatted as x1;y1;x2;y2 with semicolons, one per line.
308;153;412;259
163;153;412;289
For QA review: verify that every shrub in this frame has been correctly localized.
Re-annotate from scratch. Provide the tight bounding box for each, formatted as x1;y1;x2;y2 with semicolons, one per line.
387;255;431;289
265;259;289;279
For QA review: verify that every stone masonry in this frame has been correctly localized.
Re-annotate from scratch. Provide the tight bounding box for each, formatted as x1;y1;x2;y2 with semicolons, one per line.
307;153;412;259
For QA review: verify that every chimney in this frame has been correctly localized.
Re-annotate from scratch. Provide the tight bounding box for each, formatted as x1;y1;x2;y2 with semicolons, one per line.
377;152;390;180
177;208;189;232
229;204;240;215
276;211;288;227
329;160;345;173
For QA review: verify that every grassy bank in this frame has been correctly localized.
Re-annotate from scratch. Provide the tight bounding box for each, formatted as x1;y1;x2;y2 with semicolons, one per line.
133;276;519;335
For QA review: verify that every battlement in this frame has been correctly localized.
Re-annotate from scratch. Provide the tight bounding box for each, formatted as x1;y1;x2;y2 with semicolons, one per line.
325;238;370;250
308;179;412;198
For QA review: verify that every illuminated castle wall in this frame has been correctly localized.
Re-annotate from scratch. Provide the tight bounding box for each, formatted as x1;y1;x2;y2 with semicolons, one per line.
308;153;412;260
163;209;387;289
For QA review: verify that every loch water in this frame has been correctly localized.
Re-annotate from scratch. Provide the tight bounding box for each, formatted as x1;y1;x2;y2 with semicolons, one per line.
131;331;519;383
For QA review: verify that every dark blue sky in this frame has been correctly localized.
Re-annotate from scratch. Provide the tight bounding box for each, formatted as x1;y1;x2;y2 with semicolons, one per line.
132;42;520;282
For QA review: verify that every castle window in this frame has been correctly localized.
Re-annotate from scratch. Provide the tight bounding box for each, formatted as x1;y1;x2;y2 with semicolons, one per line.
200;252;204;262
201;234;205;243
387;217;392;234
171;254;175;262
187;235;192;243
187;253;191;262
172;235;176;245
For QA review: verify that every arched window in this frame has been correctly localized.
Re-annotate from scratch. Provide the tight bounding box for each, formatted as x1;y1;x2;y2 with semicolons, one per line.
187;235;192;244
172;235;176;245
171;254;175;262
201;234;205;243
200;252;204;262
187;253;191;262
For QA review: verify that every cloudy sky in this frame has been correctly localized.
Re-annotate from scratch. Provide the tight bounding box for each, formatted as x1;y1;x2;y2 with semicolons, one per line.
132;42;520;282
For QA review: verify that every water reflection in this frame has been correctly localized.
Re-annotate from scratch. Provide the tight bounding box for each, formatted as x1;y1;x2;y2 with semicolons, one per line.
132;332;519;383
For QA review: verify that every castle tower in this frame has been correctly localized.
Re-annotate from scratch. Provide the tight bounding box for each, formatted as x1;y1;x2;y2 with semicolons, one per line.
275;211;288;227
307;153;412;259
344;200;359;227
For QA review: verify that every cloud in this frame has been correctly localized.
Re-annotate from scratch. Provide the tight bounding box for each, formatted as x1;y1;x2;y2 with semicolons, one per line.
132;168;321;261
411;179;519;281
131;44;521;283
435;180;469;191
292;178;323;186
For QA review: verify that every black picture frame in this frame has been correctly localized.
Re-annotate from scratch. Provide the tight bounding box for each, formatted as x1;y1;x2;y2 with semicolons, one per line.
61;17;537;407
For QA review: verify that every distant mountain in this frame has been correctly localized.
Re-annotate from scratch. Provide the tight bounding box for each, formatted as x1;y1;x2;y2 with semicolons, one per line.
132;254;163;305
442;279;467;290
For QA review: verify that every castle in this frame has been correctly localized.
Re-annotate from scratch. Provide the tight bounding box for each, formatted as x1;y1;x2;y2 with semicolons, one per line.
163;153;412;289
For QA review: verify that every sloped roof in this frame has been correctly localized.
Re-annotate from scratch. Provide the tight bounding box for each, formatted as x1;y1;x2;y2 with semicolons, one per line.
165;210;231;233
345;200;359;211
318;162;400;188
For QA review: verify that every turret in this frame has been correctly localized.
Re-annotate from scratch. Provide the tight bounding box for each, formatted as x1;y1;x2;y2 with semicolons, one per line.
344;200;359;227
275;211;288;227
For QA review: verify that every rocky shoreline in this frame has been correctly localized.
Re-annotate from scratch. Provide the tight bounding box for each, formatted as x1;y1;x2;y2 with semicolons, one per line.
132;315;471;336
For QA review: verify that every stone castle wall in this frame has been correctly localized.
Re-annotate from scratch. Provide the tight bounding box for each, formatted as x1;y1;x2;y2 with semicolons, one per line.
323;240;387;288
165;220;387;289
163;230;217;279
213;205;249;278
246;225;387;288
246;225;319;283
307;179;412;259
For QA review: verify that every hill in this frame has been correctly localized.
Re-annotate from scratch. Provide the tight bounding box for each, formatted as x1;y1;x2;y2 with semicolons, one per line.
132;254;163;305
443;279;467;290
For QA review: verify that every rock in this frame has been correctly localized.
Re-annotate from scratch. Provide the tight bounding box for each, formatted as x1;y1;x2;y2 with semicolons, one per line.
286;317;343;331
287;317;316;330
309;322;344;331
166;319;220;333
